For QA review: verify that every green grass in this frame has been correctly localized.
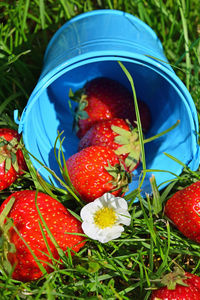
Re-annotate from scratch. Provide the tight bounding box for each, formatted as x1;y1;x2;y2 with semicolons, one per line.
0;0;200;299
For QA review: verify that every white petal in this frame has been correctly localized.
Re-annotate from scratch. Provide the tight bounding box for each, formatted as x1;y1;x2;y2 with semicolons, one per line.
97;225;124;243
96;193;113;207
81;221;99;240
109;197;128;211
80;201;100;222
92;196;106;208
103;193;115;202
117;211;131;226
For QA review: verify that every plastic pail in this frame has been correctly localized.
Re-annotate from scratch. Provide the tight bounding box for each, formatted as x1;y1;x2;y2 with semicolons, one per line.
15;9;200;195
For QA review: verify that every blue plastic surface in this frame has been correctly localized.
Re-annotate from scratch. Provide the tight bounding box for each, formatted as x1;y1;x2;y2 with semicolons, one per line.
16;9;200;195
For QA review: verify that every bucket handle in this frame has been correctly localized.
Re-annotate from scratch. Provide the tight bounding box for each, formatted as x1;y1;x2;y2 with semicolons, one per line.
14;108;27;134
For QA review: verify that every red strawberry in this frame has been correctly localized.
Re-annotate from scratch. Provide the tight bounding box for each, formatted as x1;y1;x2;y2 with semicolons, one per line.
0;190;85;282
70;77;151;138
0;128;27;190
79;118;141;172
165;181;200;243
151;268;200;300
65;145;131;203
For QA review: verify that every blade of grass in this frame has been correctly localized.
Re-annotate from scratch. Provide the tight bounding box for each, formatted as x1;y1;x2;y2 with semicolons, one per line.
178;0;192;89
118;61;146;189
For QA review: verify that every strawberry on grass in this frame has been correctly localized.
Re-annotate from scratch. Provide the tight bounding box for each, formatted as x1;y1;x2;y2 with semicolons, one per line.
69;77;151;138
0;128;27;191
0;190;86;282
164;180;200;243
65;145;131;203
151;267;200;300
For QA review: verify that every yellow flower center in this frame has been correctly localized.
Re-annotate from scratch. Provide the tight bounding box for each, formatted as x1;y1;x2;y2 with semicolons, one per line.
93;207;117;229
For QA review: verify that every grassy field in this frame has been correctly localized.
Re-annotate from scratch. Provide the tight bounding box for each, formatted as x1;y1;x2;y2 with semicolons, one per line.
1;0;200;299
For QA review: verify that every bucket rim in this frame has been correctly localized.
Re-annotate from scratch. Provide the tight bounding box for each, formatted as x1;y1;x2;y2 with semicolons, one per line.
44;9;162;62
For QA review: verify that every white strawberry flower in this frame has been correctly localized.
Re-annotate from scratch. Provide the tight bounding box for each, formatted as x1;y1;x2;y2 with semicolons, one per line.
80;193;131;243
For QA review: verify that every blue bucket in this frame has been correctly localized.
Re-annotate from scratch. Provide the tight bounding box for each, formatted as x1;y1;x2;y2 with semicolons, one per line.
15;9;200;195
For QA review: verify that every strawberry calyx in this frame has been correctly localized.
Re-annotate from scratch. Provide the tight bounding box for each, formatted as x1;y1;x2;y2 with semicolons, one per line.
159;267;189;290
0;197;16;275
0;137;20;173
105;161;132;195
68;88;89;132
111;119;180;172
111;121;141;171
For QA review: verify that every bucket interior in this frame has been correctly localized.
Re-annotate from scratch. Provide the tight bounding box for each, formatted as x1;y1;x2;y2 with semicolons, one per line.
24;60;196;194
